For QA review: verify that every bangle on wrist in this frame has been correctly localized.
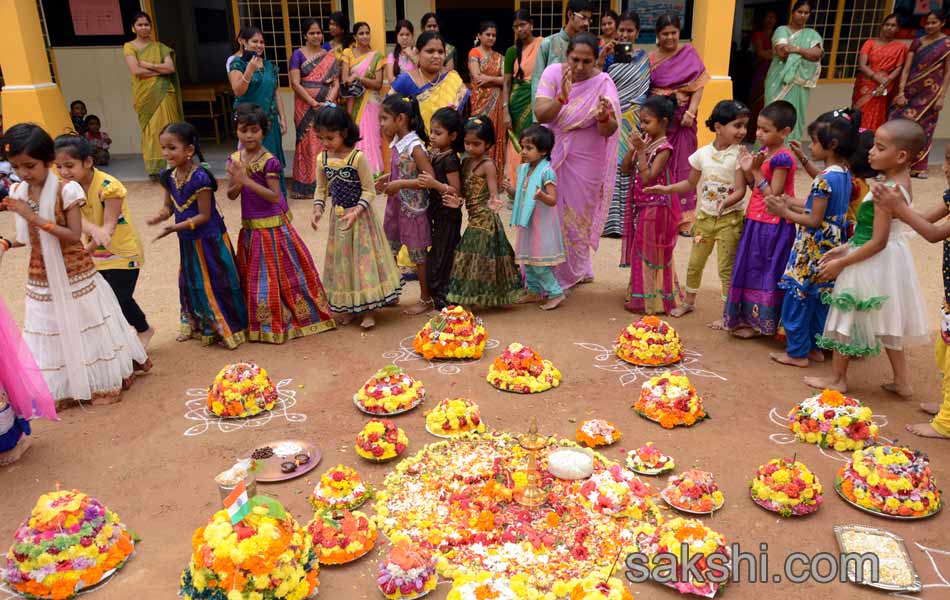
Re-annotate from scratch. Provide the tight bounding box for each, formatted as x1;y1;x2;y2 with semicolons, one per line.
188;218;196;231
557;95;567;105
756;179;769;191
40;221;55;232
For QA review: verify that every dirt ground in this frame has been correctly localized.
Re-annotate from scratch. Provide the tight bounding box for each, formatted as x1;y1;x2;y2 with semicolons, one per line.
2;168;950;600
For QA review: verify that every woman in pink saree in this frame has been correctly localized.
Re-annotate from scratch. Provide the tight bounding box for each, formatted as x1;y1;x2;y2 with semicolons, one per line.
341;22;385;173
535;33;620;290
649;13;708;232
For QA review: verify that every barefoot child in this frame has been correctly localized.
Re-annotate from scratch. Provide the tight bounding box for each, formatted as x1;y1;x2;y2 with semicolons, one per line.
311;105;402;329
227;104;335;342
511;124;565;310
723;100;797;337
645;100;750;321
417;107;464;310
802;118;928;393
0;123;147;404
767;110;859;368
150;122;247;348
377;94;437;315
621;95;678;315
53;135;154;353
446;116;522;307
873;143;950;438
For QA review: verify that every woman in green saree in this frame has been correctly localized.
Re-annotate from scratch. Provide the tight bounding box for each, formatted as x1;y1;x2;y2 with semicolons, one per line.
122;11;182;177
764;0;823;141
502;9;540;185
229;26;288;194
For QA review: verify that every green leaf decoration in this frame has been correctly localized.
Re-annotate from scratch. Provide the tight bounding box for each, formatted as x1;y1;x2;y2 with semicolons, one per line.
248;495;286;520
374;364;402;379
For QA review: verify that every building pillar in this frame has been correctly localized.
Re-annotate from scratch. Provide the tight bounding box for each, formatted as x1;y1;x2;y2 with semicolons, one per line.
353;0;387;57
0;0;71;136
691;0;736;146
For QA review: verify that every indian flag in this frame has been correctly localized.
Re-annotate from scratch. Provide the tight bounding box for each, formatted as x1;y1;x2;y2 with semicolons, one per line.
223;480;250;525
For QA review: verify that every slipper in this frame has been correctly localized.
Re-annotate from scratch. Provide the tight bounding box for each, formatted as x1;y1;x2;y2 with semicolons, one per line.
669;304;694;318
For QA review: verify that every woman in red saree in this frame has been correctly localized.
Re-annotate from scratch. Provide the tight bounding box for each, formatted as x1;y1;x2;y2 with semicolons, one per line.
747;10;777;141
468;21;507;179
852;13;906;131
289;20;340;197
891;10;950;177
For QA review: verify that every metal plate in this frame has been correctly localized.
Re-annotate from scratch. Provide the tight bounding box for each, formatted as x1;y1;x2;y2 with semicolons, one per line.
834;476;942;520
425;422;486;439
352;391;425;416
750;494;819;518
660;489;724;515
242;440;322;483
628;463;675;477
833;524;924;592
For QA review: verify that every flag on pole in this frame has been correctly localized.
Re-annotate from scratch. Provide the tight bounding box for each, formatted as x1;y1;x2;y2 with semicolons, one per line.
223;480;250;525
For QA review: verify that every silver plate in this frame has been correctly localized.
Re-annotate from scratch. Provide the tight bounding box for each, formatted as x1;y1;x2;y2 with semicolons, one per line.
628;463;675;477
352;390;425;416
834;476;943;520
660;489;724;515
833;524;923;592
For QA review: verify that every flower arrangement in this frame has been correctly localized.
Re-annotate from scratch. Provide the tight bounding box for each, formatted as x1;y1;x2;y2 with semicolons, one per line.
206;362;278;418
787;389;878;452
626;442;675;475
576;464;661;519
634;372;708;429
661;469;724;514
2;490;135;600
354;365;425;415
413;306;487;360
305;510;377;565
614;316;683;366
424;398;486;437
568;575;635;600
355;419;408;461
378;540;438;600
486;342;562;393
836;445;942;518
179;501;318;600
750;458;823;517
575;419;621;447
309;465;372;511
633;517;730;598
446;572;521;600
375;435;652;599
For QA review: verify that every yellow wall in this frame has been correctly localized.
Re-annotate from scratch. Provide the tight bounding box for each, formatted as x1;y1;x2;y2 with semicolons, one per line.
692;0;736;146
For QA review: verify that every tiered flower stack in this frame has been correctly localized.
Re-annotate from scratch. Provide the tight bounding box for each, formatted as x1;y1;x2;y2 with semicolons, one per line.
206;362;278;418
750;458;823;517
635;371;708;428
615;316;683;366
355;419;408;461
486;342;561;393
424;398;486;437
413;306;487;360
787;389;878;451
633;518;731;597
354;365;425;415
309;465;372;511
306;510;377;565
837;445;942;518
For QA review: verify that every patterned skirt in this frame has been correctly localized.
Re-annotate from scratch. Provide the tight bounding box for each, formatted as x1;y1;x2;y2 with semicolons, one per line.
446;214;522;307
179;233;248;349
237;218;336;343
323;205;403;313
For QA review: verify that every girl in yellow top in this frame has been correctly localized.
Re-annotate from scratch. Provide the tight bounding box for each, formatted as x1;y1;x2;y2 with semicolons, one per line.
53;135;154;352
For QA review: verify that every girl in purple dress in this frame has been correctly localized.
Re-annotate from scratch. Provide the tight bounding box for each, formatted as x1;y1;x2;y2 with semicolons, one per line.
226;104;335;343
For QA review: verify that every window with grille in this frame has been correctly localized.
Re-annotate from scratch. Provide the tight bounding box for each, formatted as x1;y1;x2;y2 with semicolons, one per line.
518;1;566;38
805;0;891;81
233;0;337;87
588;0;613;36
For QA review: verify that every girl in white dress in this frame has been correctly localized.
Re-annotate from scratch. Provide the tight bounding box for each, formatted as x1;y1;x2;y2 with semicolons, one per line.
804;119;928;396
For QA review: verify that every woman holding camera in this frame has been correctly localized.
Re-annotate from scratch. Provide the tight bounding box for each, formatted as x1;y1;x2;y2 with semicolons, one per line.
602;11;650;239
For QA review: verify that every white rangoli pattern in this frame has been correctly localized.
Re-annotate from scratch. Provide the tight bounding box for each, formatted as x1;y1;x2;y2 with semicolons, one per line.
182;378;305;437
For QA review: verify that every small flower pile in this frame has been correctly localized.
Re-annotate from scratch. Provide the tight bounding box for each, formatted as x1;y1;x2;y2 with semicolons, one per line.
179;503;318;600
354;365;425;415
413;306;487;360
486;342;562;393
750;458;823;517
446;572;521;600
355;419;408;461
787;389;878;451
568;575;635;600
615;316;683;366
424;398;486;437
635;372;708;429
575;419;621;447
837;445;942;518
206;362;278;418
377;540;437;600
2;490;135;600
626;442;675;475
662;469;724;514
305;510;377;565
309;465;372;511
576;464;661;519
633;518;730;597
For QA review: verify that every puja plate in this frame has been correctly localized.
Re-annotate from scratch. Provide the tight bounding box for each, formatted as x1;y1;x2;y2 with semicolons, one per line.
660;489;724;515
425;422;487;439
833;476;942;520
352;391;425;416
833;524;923;592
242;440;321;483
627;462;675;477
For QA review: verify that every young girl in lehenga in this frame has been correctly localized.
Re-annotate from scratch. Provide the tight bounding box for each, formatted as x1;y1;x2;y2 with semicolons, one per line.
227;104;335;342
377;94;437;315
311;106;402;329
446;116;522;307
622;95;679;315
0;124;148;405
